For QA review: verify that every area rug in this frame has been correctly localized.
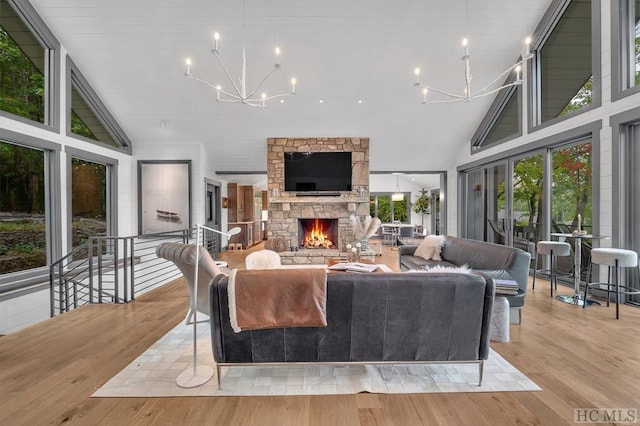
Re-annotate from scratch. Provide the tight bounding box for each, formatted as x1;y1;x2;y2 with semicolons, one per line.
92;322;541;397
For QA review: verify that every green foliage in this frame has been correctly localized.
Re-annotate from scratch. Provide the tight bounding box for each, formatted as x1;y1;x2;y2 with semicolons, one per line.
413;193;430;215
0;141;46;213
559;76;593;117
12;242;38;254
370;195;407;223
0;245;7;255
71;110;98;140
0;28;45;123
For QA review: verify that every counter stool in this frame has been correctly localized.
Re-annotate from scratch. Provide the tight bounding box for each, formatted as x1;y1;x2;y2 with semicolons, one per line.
583;248;640;319
532;241;571;297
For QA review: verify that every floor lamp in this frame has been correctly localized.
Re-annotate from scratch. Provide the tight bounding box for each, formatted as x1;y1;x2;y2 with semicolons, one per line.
176;224;241;388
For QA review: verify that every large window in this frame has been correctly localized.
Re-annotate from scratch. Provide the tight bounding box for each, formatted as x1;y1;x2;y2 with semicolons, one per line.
531;0;599;127
66;58;131;152
369;194;409;223
0;141;47;274
460;125;598;279
0;0;58;128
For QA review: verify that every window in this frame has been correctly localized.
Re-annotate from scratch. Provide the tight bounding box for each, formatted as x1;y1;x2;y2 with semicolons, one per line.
612;0;640;99
0;141;47;274
530;0;600;127
471;84;521;152
67;57;132;152
369;193;409;223
71;158;107;251
66;148;118;260
0;0;59;128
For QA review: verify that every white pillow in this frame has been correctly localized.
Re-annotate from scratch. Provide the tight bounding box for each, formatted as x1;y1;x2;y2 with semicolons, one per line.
413;235;446;261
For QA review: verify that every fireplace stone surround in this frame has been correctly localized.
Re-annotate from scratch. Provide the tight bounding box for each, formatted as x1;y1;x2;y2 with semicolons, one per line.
266;137;371;265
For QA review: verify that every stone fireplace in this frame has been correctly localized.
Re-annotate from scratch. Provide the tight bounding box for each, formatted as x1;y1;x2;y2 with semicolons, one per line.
298;218;338;249
266;137;370;264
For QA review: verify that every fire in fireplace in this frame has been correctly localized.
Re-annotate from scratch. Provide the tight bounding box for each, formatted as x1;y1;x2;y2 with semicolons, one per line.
298;218;338;249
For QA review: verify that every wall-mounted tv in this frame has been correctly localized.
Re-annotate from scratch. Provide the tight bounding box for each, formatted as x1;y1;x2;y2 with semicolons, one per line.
284;152;352;192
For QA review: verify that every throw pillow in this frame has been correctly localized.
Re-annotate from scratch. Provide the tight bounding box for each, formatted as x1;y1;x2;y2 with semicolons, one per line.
413;235;446;261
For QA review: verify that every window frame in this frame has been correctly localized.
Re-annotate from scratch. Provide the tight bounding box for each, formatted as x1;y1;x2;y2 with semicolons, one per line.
65;147;119;253
470;73;523;154
0;0;60;131
66;56;132;153
528;0;601;132
458;120;602;242
0;128;62;295
611;0;640;100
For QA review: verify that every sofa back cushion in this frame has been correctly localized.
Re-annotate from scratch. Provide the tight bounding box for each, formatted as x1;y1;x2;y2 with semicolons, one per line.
209;271;495;365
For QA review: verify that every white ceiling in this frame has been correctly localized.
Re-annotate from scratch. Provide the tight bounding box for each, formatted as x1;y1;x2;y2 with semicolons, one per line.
29;0;551;175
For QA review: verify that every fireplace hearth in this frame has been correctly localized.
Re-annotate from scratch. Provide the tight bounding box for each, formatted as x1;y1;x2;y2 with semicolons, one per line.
298;218;338;249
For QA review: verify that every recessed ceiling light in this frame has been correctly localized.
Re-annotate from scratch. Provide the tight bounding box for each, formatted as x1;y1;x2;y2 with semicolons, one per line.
319;99;324;103
358;99;363;104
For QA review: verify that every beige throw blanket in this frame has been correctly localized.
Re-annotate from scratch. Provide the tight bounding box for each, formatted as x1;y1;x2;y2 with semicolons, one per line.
228;268;328;333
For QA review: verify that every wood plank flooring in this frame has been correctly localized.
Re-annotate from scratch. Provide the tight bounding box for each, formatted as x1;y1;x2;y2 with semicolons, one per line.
1;243;639;425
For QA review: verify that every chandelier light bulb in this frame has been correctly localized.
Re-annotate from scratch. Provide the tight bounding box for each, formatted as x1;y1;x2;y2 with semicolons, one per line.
275;46;281;56
525;36;532;55
422;87;428;103
515;65;522;80
414;67;421;85
213;32;220;51
216;85;221;100
290;77;296;94
462;38;468;47
184;58;192;75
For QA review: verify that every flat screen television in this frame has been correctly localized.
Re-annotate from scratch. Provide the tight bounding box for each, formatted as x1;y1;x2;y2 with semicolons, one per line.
284;152;352;192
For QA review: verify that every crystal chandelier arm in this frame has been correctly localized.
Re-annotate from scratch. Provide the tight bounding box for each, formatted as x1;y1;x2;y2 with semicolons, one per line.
212;52;243;98
244;67;280;99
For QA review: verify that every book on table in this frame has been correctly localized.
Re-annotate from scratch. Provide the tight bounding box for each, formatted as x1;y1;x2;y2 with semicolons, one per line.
328;262;379;273
494;279;519;295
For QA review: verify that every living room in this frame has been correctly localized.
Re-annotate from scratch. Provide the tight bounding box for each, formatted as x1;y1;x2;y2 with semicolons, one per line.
1;0;640;424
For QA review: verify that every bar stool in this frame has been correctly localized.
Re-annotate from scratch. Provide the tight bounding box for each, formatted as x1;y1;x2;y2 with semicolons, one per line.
583;248;640;319
532;241;572;297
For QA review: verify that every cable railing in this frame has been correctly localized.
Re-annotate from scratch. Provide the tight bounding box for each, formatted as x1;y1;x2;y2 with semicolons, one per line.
49;227;221;316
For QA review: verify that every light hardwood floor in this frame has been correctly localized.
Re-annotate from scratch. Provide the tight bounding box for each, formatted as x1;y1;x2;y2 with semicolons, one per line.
1;243;639;425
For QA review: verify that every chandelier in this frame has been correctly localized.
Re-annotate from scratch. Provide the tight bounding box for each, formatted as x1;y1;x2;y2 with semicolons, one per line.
183;3;296;108
413;0;532;104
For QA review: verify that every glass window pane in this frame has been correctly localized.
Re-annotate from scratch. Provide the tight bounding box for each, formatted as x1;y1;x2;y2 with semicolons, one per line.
0;141;46;274
71;158;107;254
0;1;46;123
540;0;592;122
479;88;520;148
551;141;592;276
70;85;118;147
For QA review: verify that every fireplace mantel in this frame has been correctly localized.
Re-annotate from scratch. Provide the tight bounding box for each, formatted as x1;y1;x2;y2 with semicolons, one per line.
270;196;369;204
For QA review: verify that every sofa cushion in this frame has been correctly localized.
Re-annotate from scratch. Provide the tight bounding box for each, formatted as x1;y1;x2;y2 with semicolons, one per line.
401;255;457;271
413;235;446;260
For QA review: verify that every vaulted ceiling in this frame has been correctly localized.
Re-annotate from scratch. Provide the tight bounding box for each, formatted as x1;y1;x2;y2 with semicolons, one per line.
29;0;551;175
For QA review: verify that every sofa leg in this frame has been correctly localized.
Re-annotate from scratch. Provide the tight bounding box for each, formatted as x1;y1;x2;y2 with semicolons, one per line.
478;360;484;386
217;364;222;386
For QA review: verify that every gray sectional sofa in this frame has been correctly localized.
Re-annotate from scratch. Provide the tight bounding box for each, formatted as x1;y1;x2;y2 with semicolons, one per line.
399;236;531;322
208;270;495;385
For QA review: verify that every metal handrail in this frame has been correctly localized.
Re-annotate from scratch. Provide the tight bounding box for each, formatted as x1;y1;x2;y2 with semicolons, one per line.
49;229;210;316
